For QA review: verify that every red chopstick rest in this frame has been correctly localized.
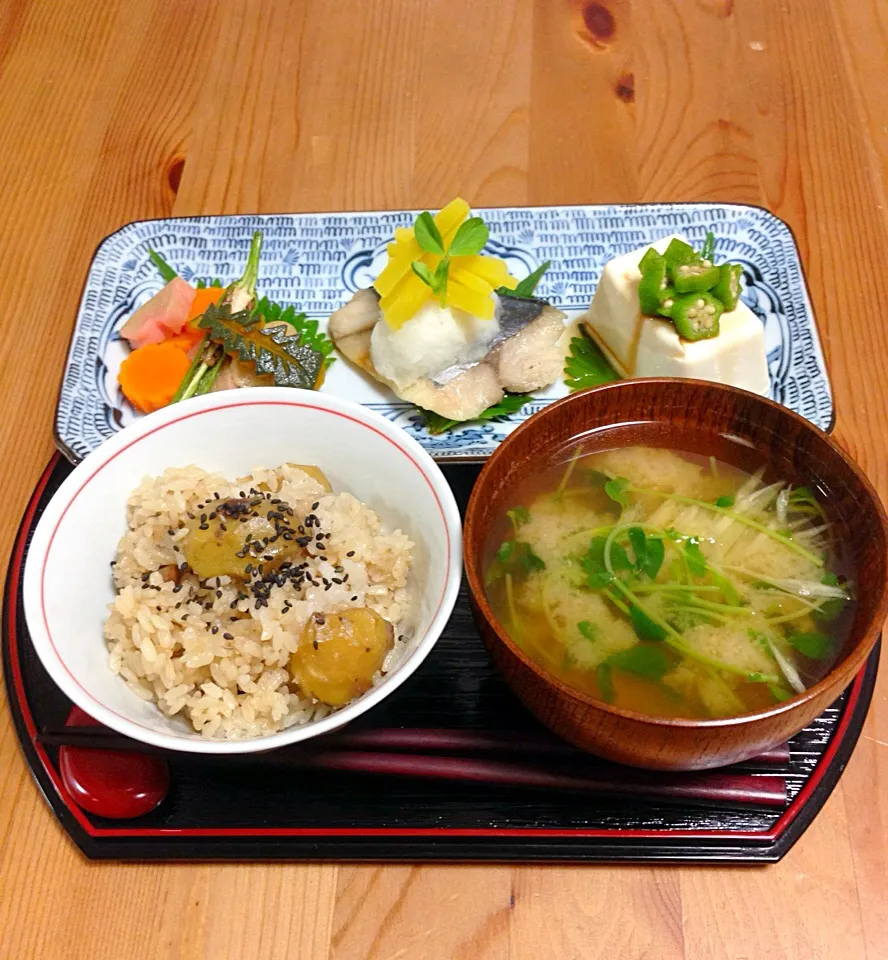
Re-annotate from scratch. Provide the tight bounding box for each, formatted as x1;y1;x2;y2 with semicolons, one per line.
58;706;170;819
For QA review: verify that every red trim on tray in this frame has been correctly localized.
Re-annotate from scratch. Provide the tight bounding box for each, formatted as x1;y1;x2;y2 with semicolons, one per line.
38;399;452;738
8;453;865;844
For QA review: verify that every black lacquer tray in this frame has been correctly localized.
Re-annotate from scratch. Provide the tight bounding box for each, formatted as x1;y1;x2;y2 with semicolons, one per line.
3;455;878;863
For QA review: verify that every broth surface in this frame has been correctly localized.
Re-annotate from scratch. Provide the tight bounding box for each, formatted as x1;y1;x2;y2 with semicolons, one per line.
483;446;854;719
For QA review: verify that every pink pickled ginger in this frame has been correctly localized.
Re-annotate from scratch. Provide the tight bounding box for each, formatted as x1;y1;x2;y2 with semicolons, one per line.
119;277;196;349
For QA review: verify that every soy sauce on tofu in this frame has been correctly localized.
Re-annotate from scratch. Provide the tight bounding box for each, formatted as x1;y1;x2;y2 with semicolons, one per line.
289;608;394;707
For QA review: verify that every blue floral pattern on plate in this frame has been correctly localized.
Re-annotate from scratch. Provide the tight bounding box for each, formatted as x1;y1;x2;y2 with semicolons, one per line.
55;204;832;462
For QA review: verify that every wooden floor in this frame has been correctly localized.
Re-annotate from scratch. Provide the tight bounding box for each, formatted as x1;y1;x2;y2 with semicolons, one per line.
1;1;887;957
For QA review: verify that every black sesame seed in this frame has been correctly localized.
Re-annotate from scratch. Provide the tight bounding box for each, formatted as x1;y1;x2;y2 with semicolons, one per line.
141;572;150;582
346;551;355;558
173;584;183;593
263;554;274;561
324;582;332;591
311;501;319;510
351;596;358;601
223;632;233;640
179;563;188;571
199;523;209;530
175;602;181;608
313;640;319;650
200;514;207;523
216;590;222;598
332;578;343;585
239;490;246;498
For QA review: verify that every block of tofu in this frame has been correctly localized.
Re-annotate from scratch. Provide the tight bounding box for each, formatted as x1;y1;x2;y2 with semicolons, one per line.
583;235;770;395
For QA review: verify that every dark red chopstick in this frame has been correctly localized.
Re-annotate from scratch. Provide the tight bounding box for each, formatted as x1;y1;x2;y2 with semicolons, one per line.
323;727;792;767
44;724;791;766
292;750;787;808
38;727;787;809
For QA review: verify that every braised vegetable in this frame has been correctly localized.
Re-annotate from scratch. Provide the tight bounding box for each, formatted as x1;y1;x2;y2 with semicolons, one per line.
117;341;192;413
289;608;395;706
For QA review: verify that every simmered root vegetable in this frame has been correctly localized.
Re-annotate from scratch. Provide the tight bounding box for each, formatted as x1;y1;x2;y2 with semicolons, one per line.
289;608;395;706
182;497;307;580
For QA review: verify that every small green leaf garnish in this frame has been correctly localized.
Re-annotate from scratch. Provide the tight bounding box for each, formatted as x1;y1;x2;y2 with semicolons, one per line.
611;542;633;572
411;260;442;293
630;606;668;643
597;662;615;702
507;506;531;531
420;392;533;434
148;247;179;283
700;231;715;262
628;528;665;579
609;643;670;679
485;538;544;585
788;632;834;660
496;541;515;564
414;211;445;255
715;495;735;508
498;260;552;298
581;538;614;589
604;477;630;508
448;217;489;257
814;572;848;621
564;331;621;391
578;621;598;642
685;539;707;577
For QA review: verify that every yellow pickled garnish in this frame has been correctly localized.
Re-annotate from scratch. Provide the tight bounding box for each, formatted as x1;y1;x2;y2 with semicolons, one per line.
373;198;521;329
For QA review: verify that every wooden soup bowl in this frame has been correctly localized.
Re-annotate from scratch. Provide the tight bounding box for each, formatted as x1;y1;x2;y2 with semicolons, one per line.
463;379;888;770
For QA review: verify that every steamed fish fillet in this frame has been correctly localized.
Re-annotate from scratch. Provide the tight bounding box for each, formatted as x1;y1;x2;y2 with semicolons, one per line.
328;289;566;421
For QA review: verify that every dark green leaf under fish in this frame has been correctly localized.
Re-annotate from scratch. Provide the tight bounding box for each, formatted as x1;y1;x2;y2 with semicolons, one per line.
420;392;533;435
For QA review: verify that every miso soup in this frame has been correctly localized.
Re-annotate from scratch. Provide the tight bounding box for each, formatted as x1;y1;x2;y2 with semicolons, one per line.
483;446;854;719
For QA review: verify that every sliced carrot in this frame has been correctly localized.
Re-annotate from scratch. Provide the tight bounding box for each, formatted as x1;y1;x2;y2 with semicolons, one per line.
186;285;226;325
165;326;205;353
118;342;192;414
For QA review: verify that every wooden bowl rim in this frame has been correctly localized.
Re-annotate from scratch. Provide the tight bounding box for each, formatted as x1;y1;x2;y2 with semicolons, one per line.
463;378;888;731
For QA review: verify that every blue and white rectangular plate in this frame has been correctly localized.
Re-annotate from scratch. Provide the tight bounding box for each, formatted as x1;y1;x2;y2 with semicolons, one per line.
56;203;832;462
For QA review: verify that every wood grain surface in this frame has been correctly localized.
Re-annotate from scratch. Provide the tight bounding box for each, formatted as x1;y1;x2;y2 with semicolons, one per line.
1;0;886;957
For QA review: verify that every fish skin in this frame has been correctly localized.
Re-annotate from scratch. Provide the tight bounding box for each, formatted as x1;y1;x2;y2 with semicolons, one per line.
430;294;549;385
